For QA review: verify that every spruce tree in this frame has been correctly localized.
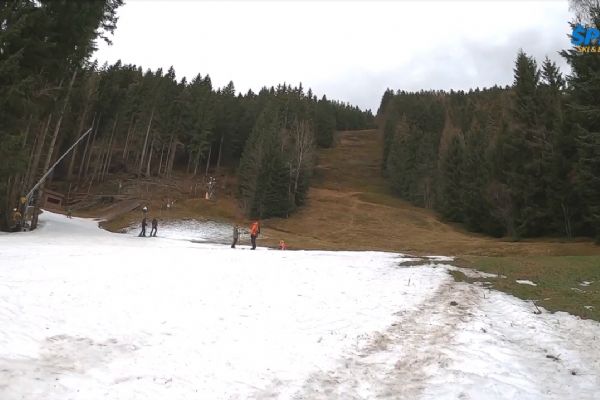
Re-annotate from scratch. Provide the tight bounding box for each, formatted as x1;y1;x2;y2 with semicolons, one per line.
314;96;336;148
561;6;600;238
440;135;464;222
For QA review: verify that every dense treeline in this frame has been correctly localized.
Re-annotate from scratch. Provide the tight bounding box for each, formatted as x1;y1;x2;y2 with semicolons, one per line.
0;1;373;230
379;4;600;240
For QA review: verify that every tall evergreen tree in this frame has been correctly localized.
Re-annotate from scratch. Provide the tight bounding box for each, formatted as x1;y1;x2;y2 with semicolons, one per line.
562;4;600;239
439;135;464;222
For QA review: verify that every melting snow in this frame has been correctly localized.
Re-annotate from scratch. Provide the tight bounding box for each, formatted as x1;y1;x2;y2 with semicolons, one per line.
516;280;538;286
445;264;505;279
0;211;599;399
126;218;233;244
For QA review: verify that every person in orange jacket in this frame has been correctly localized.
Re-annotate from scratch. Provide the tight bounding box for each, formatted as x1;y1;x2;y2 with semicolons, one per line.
250;220;260;250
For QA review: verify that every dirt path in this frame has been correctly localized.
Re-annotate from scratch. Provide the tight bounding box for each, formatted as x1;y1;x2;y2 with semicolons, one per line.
289;270;481;399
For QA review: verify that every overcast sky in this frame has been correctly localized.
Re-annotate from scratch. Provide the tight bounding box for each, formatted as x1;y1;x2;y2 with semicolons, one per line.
94;0;574;111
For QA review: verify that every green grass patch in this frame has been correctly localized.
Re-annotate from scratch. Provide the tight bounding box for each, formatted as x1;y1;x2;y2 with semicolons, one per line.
458;256;600;321
448;269;472;283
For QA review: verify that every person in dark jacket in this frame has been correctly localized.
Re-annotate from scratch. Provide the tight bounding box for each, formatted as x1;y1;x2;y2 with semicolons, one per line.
150;218;158;237
231;225;240;248
139;217;147;237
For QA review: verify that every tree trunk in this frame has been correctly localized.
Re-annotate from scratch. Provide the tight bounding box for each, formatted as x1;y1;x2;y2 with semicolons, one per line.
67;101;91;181
80;115;99;182
27;114;52;190
561;202;573;239
41;68;78;181
4;175;14;230
187;152;193;174
204;144;212;177
138;107;155;176
122;114;135;161
216;134;224;173
146;136;155;177
21;115;33;148
93;136;105;180
102;117;118;181
165;134;175;177
193;149;202;176
23;130;39;193
158;144;165;176
31;69;77;230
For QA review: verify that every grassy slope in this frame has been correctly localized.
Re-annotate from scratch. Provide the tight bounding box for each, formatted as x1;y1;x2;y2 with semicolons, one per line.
266;130;600;257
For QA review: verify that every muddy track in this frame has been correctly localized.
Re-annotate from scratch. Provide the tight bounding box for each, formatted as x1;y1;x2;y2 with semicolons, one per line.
247;272;482;400
289;277;481;399
294;280;480;399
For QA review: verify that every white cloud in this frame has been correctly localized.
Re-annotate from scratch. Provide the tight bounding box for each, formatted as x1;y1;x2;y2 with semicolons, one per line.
95;0;573;110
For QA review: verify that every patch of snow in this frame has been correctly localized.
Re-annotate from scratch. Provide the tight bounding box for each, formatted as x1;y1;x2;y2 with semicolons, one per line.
516;279;538;286
397;257;424;263
585;306;594;310
1;210;600;399
445;264;505;279
580;281;594;287
426;255;455;262
125;218;233;244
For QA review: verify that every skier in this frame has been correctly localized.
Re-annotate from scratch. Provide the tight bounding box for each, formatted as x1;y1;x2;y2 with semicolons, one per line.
231;225;240;248
139;217;147;237
250;220;260;250
150;218;158;237
67;208;72;219
278;240;288;250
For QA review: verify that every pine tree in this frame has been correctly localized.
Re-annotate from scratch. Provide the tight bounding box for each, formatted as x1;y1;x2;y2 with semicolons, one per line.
238;104;284;218
314;96;336;148
440;135;464;222
381;112;398;173
561;6;600;239
461;128;492;232
503;51;548;237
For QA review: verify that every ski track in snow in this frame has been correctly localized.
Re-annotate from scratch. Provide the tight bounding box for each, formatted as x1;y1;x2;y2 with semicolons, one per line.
0;211;599;399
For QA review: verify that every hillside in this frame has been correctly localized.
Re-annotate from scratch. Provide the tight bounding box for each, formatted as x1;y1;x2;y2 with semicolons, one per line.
265;129;600;256
94;129;600;257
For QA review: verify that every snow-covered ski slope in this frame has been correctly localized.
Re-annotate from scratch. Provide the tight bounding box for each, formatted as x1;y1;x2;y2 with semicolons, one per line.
0;211;599;399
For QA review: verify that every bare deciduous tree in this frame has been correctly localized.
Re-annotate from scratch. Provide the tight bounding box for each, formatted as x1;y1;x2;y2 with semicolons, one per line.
289;119;316;196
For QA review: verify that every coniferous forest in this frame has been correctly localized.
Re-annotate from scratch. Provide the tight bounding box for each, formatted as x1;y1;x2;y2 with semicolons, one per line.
0;0;373;231
378;6;600;240
3;1;599;242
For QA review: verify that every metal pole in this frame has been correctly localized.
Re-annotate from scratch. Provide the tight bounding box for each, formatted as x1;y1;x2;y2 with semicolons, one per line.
24;125;94;203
